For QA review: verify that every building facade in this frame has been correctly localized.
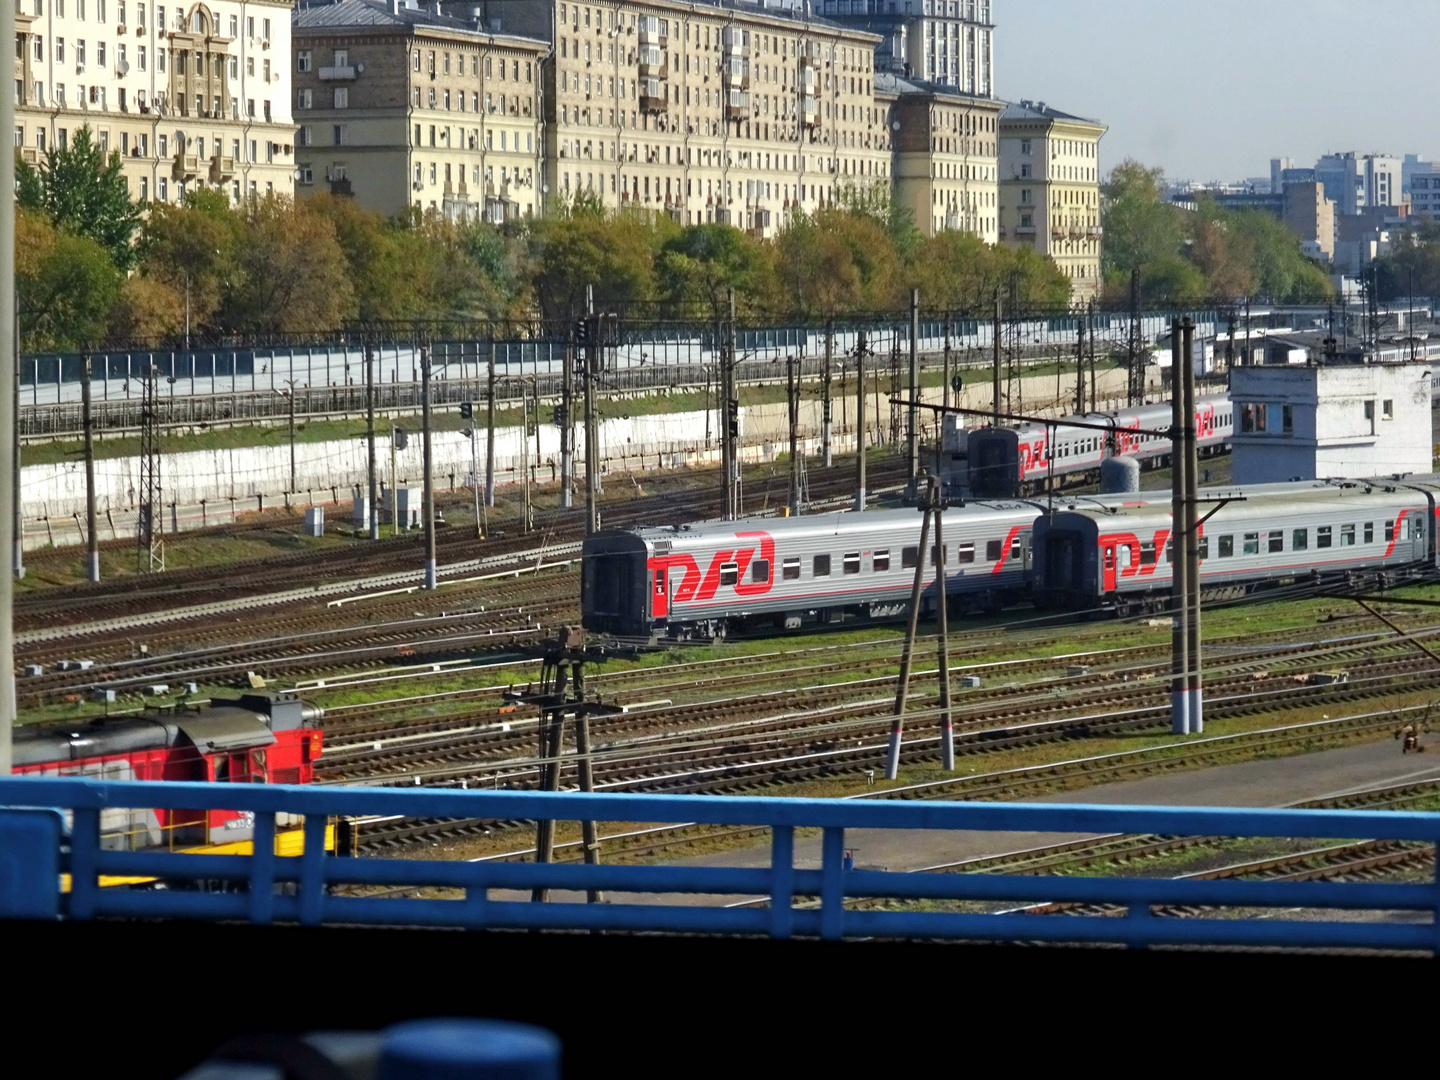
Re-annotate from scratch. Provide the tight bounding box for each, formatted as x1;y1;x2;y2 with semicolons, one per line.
1230;361;1432;484
1281;181;1335;261
997;100;1104;301
15;0;298;203
479;0;891;236
1316;152;1402;216
820;0;993;96
880;72;998;242
292;0;546;219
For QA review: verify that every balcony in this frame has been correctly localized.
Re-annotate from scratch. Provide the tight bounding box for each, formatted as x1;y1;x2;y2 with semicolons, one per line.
318;64;356;81
637;60;667;80
722;27;748;56
1087;225;1104;237
20;147;38;165
724;90;750;121
640;90;667;114
208;154;235;182
1015;225;1036;236
172;152;200;180
638;17;667;49
724;58;749;88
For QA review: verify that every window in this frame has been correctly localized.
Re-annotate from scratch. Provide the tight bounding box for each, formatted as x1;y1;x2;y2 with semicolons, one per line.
929;545;947;568
1383;399;1394;420
1240;403;1266;433
1293;528;1308;551
1218;535;1234;558
813;554;831;578
1282;404;1293;434
1242;533;1260;556
1340;524;1355;547
985;539;1002;561
333;87;348;108
902;547;919;570
1317;526;1333;549
782;557;800;581
297;88;311;109
750;559;770;584
1364;522;1374;544
719;562;738;587
1268;530;1283;553
873;550;890;572
1385;520;1395;542
1139;541;1156;566
843;552;860;575
956;542;975;564
1198;536;1209;561
297;50;311;73
1364;400;1376;433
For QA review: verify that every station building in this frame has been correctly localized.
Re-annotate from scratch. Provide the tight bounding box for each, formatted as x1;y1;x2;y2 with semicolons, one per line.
15;0;299;202
1230;357;1433;484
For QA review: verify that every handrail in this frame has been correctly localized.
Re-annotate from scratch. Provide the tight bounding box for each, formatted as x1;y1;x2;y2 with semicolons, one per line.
2;777;1437;951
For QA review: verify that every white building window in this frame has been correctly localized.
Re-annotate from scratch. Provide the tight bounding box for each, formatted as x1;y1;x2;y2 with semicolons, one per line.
333;87;347;109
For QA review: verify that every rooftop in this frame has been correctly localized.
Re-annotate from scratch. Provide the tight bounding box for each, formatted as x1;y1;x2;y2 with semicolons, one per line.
293;0;545;41
1000;99;1106;129
874;70;1000;105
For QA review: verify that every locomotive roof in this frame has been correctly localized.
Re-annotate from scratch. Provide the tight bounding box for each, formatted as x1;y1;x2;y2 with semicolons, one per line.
987;394;1230;438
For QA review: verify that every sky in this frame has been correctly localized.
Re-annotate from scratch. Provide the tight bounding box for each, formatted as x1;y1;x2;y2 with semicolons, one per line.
1000;0;1440;184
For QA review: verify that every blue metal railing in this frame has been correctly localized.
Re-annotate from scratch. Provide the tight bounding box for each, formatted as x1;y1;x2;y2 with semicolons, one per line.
2;777;1438;952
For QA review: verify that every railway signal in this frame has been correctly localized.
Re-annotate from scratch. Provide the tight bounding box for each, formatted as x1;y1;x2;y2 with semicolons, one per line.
459;401;473;420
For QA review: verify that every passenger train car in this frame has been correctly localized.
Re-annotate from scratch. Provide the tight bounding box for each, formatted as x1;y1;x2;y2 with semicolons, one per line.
583;497;1157;641
965;396;1233;499
1032;478;1440;614
14;691;324;853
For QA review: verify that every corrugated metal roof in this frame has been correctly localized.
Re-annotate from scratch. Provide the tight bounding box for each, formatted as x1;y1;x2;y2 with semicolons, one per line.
293;0;543;42
1000;100;1104;128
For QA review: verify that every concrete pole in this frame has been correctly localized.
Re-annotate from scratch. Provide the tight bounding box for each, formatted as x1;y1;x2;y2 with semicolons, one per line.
906;288;920;497
886;503;933;780
787;356;800;516
522;382;534;534
1169;320;1190;736
421;347;437;590
584;291;600;536
82;356;99;582
855;330;866;512
365;344;379;541
287;384;296;497
11;323;21;581
1;15;15;771
931;479;953;771
1182;319;1203;733
470;425;482;539
561;331;574;510
991;293;1002;426
485;342;496;508
822;321;833;468
390;420;398;538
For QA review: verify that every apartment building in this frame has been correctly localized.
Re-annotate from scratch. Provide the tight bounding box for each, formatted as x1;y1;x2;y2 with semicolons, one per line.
292;0;546;219
880;71;999;242
821;0;993;96
997;99;1104;302
15;0;298;203
478;0;889;236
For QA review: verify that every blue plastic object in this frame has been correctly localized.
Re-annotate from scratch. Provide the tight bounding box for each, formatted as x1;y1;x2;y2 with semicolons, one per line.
379;1019;560;1080
0;809;61;919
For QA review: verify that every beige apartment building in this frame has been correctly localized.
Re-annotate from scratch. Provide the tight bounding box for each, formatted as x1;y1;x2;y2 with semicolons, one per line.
1282;180;1335;262
997;99;1105;301
880;71;999;242
481;0;890;236
15;0;298;202
292;0;546;219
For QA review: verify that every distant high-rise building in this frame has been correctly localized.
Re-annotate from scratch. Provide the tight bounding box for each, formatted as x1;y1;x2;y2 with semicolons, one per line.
1314;152;1401;215
1270;156;1293;194
822;0;994;96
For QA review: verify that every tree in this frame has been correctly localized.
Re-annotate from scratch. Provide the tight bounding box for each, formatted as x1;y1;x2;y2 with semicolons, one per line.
774;206;900;317
17;207;123;351
219;196;355;335
1101;160;1186;300
656;223;777;320
17;126;142;269
132;191;236;337
527;196;673;319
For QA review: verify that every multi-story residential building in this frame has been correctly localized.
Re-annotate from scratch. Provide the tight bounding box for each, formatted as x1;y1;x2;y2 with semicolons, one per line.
996;99;1104;301
1315;152;1402;216
821;0;993;96
1282;181;1335;261
292;0;546;220
1411;170;1440;218
879;71;999;241
15;0;298;203
482;0;890;236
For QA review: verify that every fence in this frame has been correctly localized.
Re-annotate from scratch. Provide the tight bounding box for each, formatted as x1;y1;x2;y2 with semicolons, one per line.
2;777;1437;951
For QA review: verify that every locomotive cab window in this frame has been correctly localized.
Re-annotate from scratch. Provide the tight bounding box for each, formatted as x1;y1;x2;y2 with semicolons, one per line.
813;554;831;577
843;553;861;575
719;562;739;586
1317;526;1333;548
874;549;891;572
1293;528;1308;550
1340;525;1355;547
1268;530;1283;553
902;546;919;569
1219;535;1234;558
1243;533;1260;556
957;542;975;564
751;559;770;584
783;557;801;580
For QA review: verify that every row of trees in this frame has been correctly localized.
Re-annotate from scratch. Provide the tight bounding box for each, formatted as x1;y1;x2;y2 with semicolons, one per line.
18;131;1072;352
1100;161;1335;305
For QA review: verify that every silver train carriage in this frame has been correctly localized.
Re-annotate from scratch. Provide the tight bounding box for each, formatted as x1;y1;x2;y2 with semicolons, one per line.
966;396;1234;499
1032;478;1440;614
583;502;1083;641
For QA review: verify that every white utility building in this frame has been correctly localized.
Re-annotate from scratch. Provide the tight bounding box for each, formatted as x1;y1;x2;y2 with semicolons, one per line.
1230;361;1433;483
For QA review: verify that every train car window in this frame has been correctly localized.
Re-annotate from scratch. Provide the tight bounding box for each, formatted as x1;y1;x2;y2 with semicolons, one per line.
1364;522;1374;544
1164;541;1173;563
1139;541;1156;566
930;545;947;567
1385;520;1395;542
874;549;891;572
1410;519;1425;540
783;557;801;580
986;539;1002;561
813;554;831;577
1340;525;1355;547
720;562;739;586
843;553;861;575
1268;530;1283;553
902;546;919;569
1293;528;1308;550
1011;537;1023;558
1198;536;1209;560
1243;533;1260;555
1218;535;1234;558
957;542;975;564
751;559;770;583
1317;526;1332;549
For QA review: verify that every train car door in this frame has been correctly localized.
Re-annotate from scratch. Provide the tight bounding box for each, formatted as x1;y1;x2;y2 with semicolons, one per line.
1101;541;1118;593
652;566;669;620
1414;516;1428;562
